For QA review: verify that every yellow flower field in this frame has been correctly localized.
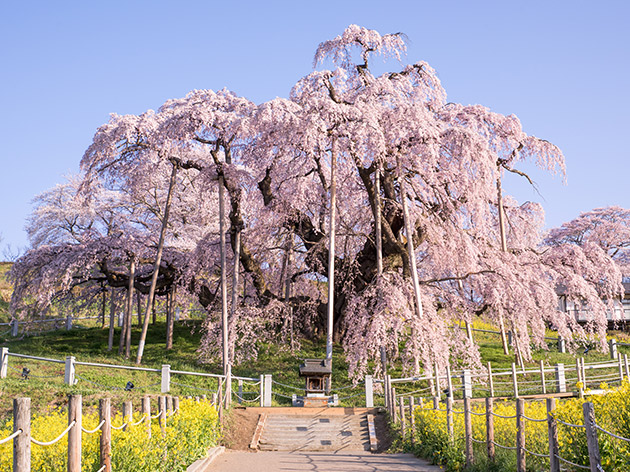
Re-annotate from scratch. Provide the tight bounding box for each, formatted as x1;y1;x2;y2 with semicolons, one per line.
411;381;630;471
0;398;220;472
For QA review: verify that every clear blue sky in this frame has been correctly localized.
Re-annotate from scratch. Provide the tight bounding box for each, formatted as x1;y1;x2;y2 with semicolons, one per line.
0;0;628;257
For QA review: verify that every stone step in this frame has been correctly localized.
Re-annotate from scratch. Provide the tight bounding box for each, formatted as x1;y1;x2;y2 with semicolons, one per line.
258;413;370;452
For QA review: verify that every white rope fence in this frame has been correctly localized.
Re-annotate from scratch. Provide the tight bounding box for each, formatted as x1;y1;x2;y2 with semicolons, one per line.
31;421;76;446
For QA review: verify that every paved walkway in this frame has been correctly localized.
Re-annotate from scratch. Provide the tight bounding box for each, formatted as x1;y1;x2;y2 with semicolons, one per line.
206;450;443;471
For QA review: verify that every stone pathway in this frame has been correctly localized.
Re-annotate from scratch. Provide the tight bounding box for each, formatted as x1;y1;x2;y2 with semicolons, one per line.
206;450;443;471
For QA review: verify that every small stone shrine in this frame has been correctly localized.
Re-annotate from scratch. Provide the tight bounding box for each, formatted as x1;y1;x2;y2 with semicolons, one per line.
292;358;338;407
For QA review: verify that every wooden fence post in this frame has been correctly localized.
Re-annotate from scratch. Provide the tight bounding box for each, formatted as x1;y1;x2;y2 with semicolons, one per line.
0;347;8;379
576;358;584;397
446;395;453;441
161;364;170;393
173;396;180;413
486;397;495;462
434;363;440;397
487;362;494;398
609;338;617;359
263;374;272;407
68;394;82;472
399;396;405;436
158;395;166;436
122;400;132;431
515;398;525;472
539;360;546;394
166;395;173;415
409;396;415;443
462;370;472;398
433;396;439;410
99;398;111;472
511;363;519;397
64;356;76;385
555;364;566;393
13;397;30;472
582;402;602;472
237;379;243;405
464;396;473;467
547;398;560;472
259;374;264;407
558;337;566;353
365;375;373;408
392;387;398;423
625;354;630;381
11;319;18;337
618;352;624;383
142;396;151;438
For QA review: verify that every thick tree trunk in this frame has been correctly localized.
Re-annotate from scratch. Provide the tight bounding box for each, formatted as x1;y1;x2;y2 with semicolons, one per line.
136;163;178;364
219;172;230;378
101;288;107;329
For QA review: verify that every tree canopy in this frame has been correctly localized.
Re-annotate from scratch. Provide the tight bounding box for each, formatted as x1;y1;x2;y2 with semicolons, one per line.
9;25;625;375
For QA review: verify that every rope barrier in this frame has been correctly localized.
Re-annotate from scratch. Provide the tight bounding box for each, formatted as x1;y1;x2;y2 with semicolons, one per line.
491;412;517;419
131;414;148;427
469;410;486;416
470;437;485;444
595;424;630;442
522;415;547;423
111;422;129;431
273;392;295;399
82;420;106;434
170;382;215;392
555;454;590;469
491;440;517;451
331;381;364;392
150;412;162;419
555;418;585;429
7;364;62;379
0;430;22;445
338;392;366;401
523;446;550;459
31;421;76;446
270;380;303;391
96;466;106;472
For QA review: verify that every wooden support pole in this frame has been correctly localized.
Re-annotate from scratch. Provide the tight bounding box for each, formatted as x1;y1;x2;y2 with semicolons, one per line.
625;354;630;381
576;357;584;397
99;398;111;472
173;396;180;413
618;352;624;383
446;395;453;441
539;360;546;394
68;394;82;472
488;362;494;398
409;396;416;443
446;364;454;399
547;398;560;472
434;363;440;398
511;362;519;397
122;400;132;432
486;397;495;462
433;396;439;410
464;396;473;467
13;397;30;472
515;398;525;472
142;396;151;438
582;402;602;472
